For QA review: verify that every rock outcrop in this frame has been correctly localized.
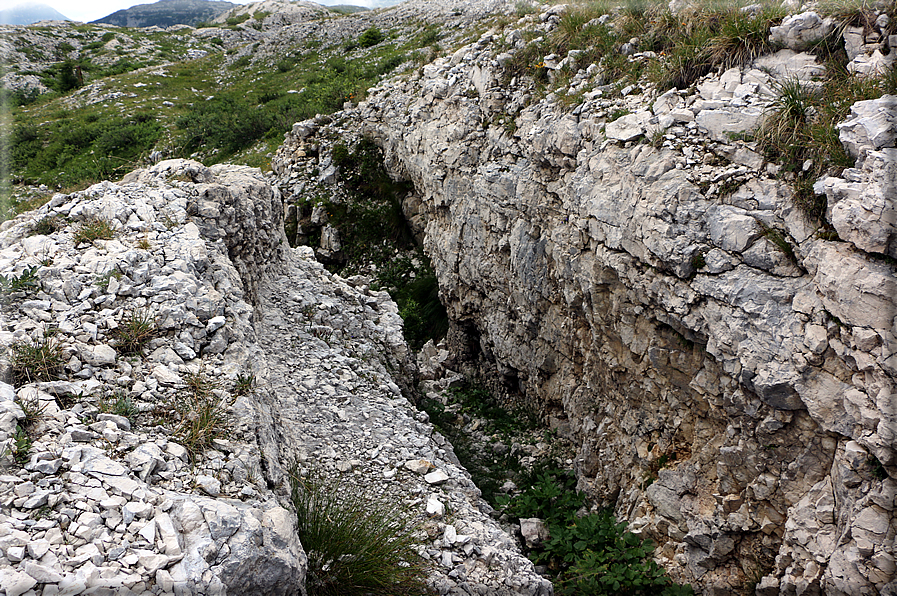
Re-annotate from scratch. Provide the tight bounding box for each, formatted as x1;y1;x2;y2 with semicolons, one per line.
0;159;548;595
271;12;897;595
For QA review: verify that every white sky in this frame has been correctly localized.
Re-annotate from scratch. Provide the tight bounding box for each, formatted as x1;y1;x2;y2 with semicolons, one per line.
0;0;364;24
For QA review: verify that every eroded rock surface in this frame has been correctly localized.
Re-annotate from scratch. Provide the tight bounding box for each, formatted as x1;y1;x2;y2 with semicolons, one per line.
0;159;547;595
272;14;897;595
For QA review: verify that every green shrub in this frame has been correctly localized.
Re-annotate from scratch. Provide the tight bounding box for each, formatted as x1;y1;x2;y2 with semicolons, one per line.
43;59;83;93
289;470;430;595
176;96;274;158
501;466;693;596
228;54;251;69
225;13;250;26
12;113;162;188
358;26;384;48
0;265;40;295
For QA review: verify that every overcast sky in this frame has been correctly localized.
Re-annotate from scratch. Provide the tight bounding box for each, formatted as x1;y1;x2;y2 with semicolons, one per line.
0;0;369;23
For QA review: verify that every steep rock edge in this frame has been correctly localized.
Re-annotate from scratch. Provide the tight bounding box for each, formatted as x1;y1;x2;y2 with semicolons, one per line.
0;159;550;596
274;29;897;596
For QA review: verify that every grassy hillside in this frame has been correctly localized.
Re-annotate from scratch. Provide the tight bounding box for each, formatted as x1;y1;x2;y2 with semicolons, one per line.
1;15;448;218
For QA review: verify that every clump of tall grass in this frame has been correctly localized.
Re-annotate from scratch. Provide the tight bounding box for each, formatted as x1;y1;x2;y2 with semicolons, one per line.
289;469;431;596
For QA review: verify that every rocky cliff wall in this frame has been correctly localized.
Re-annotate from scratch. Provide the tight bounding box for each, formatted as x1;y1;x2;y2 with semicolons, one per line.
290;16;897;596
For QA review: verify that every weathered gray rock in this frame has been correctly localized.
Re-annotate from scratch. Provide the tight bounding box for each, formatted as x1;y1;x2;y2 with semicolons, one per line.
284;18;896;594
768;12;834;51
519;518;550;548
0;148;545;596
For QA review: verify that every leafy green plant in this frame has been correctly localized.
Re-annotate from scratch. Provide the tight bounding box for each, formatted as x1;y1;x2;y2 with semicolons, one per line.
12;425;31;465
99;391;139;424
9;335;65;386
501;465;692;596
111;308;159;355
289;469;431;595
0;265;40;296
73;217;115;244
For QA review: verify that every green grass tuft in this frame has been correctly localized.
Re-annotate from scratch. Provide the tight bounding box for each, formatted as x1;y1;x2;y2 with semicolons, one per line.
9;335;65;386
73;217;115;244
172;369;234;461
289;469;431;596
111;308;159;355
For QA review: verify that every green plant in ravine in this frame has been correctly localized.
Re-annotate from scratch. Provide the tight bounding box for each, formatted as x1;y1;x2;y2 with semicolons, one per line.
321;138;448;348
290;469;431;596
419;381;535;503
499;465;692;596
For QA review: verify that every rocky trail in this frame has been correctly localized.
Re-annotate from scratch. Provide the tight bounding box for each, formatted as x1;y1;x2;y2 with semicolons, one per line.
0;159;548;596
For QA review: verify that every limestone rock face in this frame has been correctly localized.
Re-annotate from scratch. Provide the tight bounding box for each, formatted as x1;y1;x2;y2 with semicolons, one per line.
815;95;897;259
768;12;834;51
271;26;897;595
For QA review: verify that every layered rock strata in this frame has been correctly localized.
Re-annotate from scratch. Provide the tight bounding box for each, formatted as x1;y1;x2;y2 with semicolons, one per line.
0;159;547;595
272;15;897;595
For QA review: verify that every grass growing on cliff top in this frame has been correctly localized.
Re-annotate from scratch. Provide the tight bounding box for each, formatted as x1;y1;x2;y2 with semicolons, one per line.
503;0;789;95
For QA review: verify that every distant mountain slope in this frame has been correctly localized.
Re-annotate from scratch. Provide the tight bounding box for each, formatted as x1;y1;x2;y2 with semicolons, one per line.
327;5;369;13
91;0;235;28
0;3;70;24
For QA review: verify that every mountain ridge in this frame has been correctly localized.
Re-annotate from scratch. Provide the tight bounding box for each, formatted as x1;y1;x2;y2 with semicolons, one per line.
0;3;69;24
91;0;236;28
